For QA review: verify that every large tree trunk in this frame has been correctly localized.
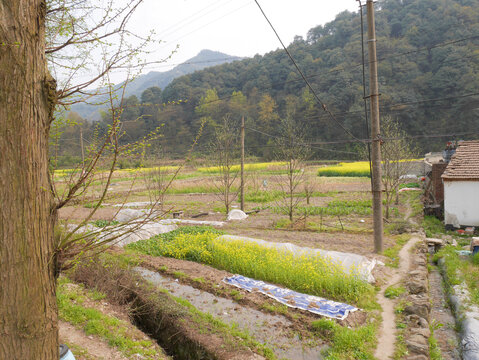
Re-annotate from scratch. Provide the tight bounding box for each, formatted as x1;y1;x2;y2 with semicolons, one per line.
0;0;58;358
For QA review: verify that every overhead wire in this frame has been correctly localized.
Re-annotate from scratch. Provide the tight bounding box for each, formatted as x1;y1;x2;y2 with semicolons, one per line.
251;0;362;140
357;0;373;187
156;1;254;54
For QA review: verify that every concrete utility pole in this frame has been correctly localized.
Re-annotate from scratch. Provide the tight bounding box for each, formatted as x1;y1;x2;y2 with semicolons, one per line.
366;0;384;253
240;116;245;211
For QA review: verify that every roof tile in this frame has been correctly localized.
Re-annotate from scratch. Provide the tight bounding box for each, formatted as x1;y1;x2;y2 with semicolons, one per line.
442;141;479;180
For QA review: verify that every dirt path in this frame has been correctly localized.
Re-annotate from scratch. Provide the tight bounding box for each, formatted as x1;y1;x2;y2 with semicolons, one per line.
374;236;420;360
59;321;128;360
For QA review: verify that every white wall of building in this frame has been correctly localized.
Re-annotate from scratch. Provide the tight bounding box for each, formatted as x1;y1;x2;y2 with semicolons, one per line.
444;181;479;227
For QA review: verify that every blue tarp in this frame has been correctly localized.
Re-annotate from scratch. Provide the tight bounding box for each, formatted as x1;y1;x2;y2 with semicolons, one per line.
223;274;358;320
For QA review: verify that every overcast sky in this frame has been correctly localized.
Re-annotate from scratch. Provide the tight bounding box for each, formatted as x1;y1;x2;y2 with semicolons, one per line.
125;0;359;75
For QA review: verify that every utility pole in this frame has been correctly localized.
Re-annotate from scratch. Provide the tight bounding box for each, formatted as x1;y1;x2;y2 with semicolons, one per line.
367;0;384;253
240;116;245;211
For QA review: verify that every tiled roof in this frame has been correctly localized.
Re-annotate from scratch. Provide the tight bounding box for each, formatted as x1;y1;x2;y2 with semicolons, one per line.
442;141;479;180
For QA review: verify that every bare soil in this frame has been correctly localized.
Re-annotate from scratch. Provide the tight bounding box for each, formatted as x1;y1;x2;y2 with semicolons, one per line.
58;282;169;360
374;236;421;359
60;321;128;360
136;267;325;360
223;225;394;257
122;249;368;329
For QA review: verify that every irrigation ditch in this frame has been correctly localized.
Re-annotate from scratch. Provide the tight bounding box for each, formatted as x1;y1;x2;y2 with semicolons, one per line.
135;267;325;360
435;253;478;360
69;255;268;360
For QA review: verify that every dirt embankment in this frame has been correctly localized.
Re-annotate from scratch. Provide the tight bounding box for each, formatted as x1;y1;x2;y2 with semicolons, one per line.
69;255;268;360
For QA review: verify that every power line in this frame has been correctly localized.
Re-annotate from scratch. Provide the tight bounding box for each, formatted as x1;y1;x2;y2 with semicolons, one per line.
377;34;479;64
154;0;234;39
114;39;479;117
156;1;254;54
252;0;361;140
299;91;479;123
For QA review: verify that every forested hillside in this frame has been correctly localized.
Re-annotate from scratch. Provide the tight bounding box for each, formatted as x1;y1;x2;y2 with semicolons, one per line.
70;50;242;120
58;0;479;162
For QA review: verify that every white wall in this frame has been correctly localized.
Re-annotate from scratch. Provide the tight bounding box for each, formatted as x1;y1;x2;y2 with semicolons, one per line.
444;181;479;227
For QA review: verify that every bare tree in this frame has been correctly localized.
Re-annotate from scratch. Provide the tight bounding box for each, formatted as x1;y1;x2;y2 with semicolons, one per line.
381;116;418;219
211;115;240;215
274;117;310;222
46;0;172;106
0;0;175;357
303;175;318;205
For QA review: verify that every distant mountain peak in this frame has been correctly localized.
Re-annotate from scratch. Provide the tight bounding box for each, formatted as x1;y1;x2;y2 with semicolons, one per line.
71;49;242;119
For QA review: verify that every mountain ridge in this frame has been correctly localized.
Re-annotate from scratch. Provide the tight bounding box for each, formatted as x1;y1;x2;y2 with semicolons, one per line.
71;49;242;120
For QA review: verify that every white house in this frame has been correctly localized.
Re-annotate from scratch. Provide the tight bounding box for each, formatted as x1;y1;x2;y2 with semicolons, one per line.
442;141;479;228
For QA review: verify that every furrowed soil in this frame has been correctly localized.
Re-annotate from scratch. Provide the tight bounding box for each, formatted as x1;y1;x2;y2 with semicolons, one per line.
58;169;425;359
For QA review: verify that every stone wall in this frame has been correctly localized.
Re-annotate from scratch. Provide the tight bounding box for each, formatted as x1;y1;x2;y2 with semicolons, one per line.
403;242;431;360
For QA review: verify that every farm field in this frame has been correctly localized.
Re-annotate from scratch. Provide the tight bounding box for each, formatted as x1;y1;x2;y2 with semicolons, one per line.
57;160;424;359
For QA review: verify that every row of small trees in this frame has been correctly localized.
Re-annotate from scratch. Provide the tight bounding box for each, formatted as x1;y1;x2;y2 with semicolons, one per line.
211;114;417;222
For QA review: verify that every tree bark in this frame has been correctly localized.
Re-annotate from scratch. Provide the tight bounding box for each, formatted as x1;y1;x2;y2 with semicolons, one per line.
0;0;58;358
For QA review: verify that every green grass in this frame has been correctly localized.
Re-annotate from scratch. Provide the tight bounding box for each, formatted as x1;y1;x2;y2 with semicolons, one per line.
83;201;104;209
165;184;221;194
434;245;479;306
423;216;446;238
384;285;406;299
244;190;283;203
127;229;376;307
92;220;119;228
399;182;420;189
472;252;479;265
429;320;444;360
272;199;372;217
260;302;289;315
229;289;245;301
57;277;167;359
66;343;95;360
383;234;410;268
311;319;377;359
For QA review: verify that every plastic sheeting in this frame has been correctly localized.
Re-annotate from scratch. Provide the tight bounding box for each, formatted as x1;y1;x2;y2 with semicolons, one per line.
219;235;377;283
227;209;248;221
439;258;479;360
223;274;358;320
450;283;479;360
114;208;148;222
112;201;157;208
112;223;177;247
67;222;177;247
160;219;225;227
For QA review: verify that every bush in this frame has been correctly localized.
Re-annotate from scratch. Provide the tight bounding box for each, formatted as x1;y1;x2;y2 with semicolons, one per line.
311;319;377;359
422;216;445;237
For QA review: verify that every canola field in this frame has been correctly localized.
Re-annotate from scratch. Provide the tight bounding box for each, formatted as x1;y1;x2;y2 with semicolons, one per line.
317;161;371;177
127;227;374;306
197;161;287;174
